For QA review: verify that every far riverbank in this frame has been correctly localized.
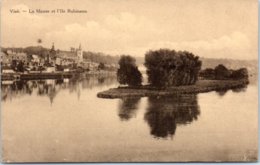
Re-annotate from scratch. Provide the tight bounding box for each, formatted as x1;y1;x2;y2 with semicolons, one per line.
1;70;116;81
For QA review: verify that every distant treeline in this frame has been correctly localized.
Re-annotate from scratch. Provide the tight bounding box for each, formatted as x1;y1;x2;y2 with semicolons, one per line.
83;51;120;64
200;57;257;71
2;46;50;60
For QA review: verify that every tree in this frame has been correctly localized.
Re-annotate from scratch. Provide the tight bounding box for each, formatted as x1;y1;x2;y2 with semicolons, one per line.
11;60;17;71
214;64;231;79
230;68;248;79
199;68;215;79
37;39;42;45
144;49;202;87
24;46;49;59
117;55;142;86
16;61;25;72
98;62;105;70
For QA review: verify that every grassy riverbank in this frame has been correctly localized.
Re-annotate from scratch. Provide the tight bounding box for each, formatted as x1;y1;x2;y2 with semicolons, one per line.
97;79;249;99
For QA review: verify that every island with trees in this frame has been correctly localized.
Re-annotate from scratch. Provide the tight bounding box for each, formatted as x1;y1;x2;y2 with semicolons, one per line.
97;48;249;98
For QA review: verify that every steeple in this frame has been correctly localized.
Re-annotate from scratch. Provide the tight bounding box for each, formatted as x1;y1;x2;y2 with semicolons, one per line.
51;42;55;51
76;43;83;64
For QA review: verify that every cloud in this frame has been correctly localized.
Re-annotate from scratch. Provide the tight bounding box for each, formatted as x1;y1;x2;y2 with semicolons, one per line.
44;12;160;53
131;31;252;59
1;7;255;59
148;31;250;51
44;10;252;59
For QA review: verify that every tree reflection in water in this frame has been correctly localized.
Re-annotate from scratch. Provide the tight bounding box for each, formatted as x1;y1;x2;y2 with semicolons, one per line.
216;86;247;97
118;97;141;121
215;89;228;97
144;94;200;139
232;87;247;93
1;74;117;104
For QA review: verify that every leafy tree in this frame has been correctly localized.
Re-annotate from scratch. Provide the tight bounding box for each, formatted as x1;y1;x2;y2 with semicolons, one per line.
117;55;142;86
37;39;42;45
230;68;248;79
11;60;17;71
200;65;249;80
214;64;231;79
144;49;202;87
98;62;105;70
16;61;25;72
199;68;215;79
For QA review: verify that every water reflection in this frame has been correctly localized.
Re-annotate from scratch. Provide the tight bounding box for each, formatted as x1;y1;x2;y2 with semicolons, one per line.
144;94;200;139
118;97;141;121
1;74;117;103
215;89;228;97
216;86;247;97
231;87;247;93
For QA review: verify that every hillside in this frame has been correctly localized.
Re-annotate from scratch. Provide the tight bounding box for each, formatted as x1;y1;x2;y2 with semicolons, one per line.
1;46;257;74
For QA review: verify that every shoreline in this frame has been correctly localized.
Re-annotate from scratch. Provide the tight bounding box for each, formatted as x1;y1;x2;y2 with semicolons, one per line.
97;79;249;99
1;71;116;81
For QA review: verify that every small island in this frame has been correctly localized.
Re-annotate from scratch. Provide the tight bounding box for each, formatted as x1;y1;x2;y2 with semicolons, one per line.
97;49;249;99
97;79;248;98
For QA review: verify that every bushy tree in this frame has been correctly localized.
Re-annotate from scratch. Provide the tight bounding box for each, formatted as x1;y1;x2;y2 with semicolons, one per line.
144;49;202;87
214;64;231;79
11;60;17;71
16;61;25;72
98;62;105;70
200;65;249;80
199;68;215;79
231;68;248;79
117;55;142;86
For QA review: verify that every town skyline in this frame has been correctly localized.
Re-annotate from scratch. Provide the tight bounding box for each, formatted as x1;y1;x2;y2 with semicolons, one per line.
1;0;258;60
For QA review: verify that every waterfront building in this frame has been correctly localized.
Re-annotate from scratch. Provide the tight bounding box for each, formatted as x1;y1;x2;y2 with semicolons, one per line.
45;66;56;73
2;66;15;73
2;50;27;63
1;51;9;65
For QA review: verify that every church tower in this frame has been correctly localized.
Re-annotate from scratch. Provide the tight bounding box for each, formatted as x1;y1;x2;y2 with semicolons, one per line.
76;44;83;63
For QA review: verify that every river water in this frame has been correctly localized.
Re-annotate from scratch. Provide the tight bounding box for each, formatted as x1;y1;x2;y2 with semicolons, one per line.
1;74;258;162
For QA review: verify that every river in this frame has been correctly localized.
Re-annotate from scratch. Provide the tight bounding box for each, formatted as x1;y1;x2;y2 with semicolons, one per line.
1;74;258;162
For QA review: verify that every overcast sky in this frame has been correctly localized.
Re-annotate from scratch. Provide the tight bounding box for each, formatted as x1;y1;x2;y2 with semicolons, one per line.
1;0;258;59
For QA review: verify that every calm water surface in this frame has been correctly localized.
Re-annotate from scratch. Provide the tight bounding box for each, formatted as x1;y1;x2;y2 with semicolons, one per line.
1;74;258;162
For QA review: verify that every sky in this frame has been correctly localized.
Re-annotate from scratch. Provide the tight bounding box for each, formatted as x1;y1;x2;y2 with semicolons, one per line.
1;0;258;59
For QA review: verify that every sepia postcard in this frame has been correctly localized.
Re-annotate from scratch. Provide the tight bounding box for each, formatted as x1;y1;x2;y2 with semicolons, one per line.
0;0;258;163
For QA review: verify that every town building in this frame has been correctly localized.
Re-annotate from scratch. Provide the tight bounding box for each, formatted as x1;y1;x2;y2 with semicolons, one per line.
1;49;27;66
